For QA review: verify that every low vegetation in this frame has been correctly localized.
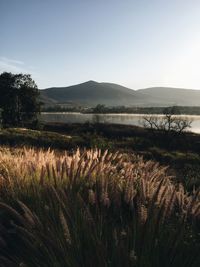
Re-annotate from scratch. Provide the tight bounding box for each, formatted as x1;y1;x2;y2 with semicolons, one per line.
0;147;199;266
0;120;199;266
1;123;200;191
0;128;84;149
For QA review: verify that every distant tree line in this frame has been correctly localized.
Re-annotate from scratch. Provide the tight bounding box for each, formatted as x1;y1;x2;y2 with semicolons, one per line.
89;104;200;115
0;72;41;127
42;105;84;113
43;103;200;116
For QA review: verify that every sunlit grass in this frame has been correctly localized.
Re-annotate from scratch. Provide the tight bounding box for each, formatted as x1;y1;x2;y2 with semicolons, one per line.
0;147;199;266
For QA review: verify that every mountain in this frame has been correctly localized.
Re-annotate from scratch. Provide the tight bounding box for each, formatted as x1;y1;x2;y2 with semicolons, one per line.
40;81;200;107
40;81;148;106
138;87;200;106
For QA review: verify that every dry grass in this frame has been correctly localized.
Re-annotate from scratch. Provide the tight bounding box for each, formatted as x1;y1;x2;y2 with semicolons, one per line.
0;147;199;267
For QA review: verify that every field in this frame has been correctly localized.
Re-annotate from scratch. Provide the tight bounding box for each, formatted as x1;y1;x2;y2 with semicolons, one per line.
0;124;200;266
1;123;200;190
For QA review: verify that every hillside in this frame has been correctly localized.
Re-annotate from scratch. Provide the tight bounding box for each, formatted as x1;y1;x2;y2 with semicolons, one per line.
40;81;200;107
138;87;200;106
40;80;153;107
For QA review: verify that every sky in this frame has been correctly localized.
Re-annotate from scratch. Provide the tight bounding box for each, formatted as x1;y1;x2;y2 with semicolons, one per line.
1;0;200;89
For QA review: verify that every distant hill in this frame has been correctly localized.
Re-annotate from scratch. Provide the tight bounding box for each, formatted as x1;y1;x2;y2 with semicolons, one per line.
40;81;152;107
40;81;200;107
138;87;200;106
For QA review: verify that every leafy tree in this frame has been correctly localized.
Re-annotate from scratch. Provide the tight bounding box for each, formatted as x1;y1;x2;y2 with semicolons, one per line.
0;72;41;127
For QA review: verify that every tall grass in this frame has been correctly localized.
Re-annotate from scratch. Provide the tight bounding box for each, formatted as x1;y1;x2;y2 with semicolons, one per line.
0;147;199;267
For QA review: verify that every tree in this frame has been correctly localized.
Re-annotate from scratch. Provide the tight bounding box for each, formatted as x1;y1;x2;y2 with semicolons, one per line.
0;72;41;127
141;106;193;134
93;104;106;113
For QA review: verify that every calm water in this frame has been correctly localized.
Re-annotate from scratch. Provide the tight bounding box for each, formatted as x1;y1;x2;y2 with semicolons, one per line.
40;113;200;134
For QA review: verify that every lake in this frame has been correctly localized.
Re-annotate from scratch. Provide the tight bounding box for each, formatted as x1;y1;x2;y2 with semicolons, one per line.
40;113;200;134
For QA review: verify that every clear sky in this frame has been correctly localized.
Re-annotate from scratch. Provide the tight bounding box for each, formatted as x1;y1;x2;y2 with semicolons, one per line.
1;0;200;89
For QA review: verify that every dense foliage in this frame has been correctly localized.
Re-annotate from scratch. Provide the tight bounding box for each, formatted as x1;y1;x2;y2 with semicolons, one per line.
0;72;41;127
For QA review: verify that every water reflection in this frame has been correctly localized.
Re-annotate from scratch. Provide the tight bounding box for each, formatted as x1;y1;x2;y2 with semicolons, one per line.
40;113;200;134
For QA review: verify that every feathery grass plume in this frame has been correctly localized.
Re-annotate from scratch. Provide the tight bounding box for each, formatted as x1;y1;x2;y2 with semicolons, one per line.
0;146;199;266
59;210;71;245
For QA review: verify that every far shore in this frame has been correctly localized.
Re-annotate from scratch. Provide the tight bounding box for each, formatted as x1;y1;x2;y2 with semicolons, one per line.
41;111;200;118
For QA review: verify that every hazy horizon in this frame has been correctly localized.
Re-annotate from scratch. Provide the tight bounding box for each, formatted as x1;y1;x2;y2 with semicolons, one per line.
1;0;200;90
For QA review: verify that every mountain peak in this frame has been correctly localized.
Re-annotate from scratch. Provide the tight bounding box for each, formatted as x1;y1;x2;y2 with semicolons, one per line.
84;80;98;85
